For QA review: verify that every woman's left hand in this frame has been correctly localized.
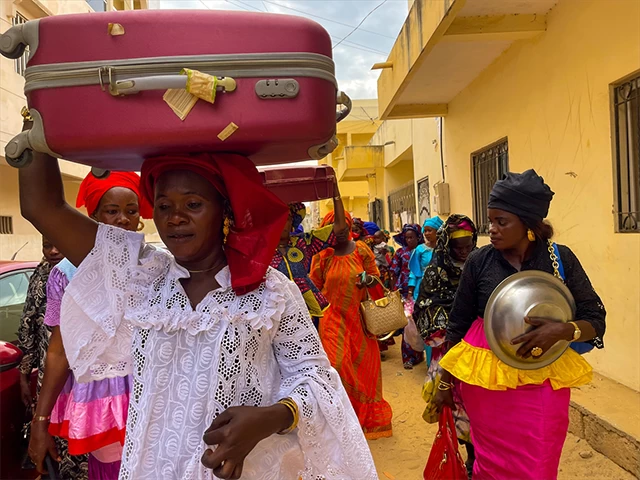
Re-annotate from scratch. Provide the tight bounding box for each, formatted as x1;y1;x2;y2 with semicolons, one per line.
356;273;371;289
201;405;291;479
511;317;573;359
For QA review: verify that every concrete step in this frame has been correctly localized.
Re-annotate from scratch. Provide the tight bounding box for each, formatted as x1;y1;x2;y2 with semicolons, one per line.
568;372;640;477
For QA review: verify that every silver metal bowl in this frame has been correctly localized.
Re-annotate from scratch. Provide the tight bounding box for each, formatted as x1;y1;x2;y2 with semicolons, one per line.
484;270;575;370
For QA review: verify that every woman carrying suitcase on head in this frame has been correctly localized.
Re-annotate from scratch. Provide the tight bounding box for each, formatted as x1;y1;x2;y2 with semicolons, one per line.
18;115;378;479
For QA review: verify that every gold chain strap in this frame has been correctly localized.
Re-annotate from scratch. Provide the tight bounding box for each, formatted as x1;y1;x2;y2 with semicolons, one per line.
547;240;562;281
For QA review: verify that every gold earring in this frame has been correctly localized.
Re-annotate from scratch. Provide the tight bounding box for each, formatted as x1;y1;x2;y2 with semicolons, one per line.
223;216;231;244
527;229;536;242
137;220;145;232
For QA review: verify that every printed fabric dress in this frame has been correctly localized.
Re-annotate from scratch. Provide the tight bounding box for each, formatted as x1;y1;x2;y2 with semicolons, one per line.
17;260;89;479
310;241;393;440
59;224;378;480
269;225;336;321
46;258;131;478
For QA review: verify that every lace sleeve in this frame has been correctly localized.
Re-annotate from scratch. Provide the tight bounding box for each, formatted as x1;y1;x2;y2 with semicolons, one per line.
272;278;377;480
61;224;145;383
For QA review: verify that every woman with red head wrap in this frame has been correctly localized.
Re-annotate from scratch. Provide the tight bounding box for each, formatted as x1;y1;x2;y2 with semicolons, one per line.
310;210;393;440
19;143;378;480
30;170;153;479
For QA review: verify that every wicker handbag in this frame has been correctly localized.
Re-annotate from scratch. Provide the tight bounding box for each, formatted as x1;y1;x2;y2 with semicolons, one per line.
360;277;408;337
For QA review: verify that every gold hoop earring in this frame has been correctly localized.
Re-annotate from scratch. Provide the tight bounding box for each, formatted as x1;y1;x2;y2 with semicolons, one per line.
527;229;536;242
223;216;231;244
137;220;145;232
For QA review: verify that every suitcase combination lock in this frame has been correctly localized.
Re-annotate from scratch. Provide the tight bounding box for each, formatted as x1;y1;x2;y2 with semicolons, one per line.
255;79;299;99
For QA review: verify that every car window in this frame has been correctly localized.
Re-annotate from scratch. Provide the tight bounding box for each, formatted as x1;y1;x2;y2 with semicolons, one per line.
0;271;33;343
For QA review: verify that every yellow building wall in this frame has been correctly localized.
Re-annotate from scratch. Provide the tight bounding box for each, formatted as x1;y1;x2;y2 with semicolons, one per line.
318;99;381;221
440;0;640;390
412;117;447;220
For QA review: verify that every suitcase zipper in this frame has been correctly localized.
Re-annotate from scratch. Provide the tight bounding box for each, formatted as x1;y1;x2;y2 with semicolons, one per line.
24;52;336;93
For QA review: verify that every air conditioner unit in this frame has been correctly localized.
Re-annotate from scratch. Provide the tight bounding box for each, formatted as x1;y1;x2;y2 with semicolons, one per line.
433;182;450;216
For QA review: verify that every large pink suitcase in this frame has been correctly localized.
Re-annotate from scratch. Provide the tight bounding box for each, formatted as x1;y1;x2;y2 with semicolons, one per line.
0;10;351;170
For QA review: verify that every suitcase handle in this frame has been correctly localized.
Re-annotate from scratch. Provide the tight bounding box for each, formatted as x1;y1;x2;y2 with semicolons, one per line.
336;91;352;123
110;75;237;96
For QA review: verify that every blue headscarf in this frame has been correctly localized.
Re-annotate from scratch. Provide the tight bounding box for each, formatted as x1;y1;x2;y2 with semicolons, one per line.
423;216;444;231
364;221;380;236
393;224;423;248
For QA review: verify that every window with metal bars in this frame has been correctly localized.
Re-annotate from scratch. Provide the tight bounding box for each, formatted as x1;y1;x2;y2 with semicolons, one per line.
612;73;640;233
387;182;416;232
12;13;29;77
0;216;13;235
471;139;509;234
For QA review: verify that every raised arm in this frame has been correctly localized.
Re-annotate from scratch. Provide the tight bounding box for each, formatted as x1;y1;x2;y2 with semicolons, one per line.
19;121;97;266
331;179;347;236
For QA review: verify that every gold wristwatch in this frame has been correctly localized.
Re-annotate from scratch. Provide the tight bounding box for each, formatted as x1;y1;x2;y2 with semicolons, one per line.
568;321;581;341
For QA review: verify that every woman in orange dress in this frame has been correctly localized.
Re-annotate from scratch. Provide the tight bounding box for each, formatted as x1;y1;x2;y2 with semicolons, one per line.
310;211;393;440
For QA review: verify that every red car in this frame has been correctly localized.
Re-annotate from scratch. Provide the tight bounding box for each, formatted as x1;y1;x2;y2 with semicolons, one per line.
0;260;39;480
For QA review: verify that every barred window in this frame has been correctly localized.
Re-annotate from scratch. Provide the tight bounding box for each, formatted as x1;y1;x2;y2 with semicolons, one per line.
0;216;13;235
612;73;640;232
12;13;29;77
471;139;509;234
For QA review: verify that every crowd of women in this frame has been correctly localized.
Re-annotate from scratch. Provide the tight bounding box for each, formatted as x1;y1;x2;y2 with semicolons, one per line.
16;102;606;480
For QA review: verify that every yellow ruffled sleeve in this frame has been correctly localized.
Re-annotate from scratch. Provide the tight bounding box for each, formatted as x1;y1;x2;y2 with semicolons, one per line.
440;340;592;391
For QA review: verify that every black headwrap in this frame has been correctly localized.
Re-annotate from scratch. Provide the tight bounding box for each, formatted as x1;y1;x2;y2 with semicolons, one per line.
488;169;555;224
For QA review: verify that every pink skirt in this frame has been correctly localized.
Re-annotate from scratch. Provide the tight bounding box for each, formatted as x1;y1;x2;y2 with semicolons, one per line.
457;319;570;480
49;374;131;456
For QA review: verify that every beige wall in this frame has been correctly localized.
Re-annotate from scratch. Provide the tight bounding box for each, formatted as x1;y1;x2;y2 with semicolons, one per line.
0;164;82;260
440;0;640;390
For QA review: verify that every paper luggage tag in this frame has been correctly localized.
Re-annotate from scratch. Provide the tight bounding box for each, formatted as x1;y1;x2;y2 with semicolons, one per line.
163;88;198;121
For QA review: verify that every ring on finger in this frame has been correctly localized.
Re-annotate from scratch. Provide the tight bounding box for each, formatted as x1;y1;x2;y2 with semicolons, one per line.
531;346;543;357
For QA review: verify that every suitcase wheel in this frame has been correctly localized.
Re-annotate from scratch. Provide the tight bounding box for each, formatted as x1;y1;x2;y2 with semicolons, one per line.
6;149;33;169
0;42;26;60
91;168;111;179
0;24;27;60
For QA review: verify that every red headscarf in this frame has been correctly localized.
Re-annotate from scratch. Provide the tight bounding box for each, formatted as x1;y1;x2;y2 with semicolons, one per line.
140;153;289;295
76;171;153;219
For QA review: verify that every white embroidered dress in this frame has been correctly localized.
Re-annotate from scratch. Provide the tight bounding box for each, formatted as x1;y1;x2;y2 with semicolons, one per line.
60;224;377;480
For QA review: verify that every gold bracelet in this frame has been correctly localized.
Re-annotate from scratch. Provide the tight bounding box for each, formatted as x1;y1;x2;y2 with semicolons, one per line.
437;380;453;391
276;398;299;435
32;415;51;422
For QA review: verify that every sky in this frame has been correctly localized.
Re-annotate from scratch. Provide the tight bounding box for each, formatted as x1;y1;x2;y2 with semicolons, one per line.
149;0;409;100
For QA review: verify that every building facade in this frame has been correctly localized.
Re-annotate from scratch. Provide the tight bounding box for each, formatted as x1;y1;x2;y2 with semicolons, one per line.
373;0;640;391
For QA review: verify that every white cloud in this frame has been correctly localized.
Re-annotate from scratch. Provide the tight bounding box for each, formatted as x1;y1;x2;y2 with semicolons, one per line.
151;0;408;99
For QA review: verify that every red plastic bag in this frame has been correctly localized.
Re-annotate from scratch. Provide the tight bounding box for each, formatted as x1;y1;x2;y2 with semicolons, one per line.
423;406;468;480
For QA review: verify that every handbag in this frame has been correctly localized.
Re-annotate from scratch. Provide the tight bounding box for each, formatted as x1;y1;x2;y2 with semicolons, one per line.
423;406;468;480
550;242;594;355
359;276;408;337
